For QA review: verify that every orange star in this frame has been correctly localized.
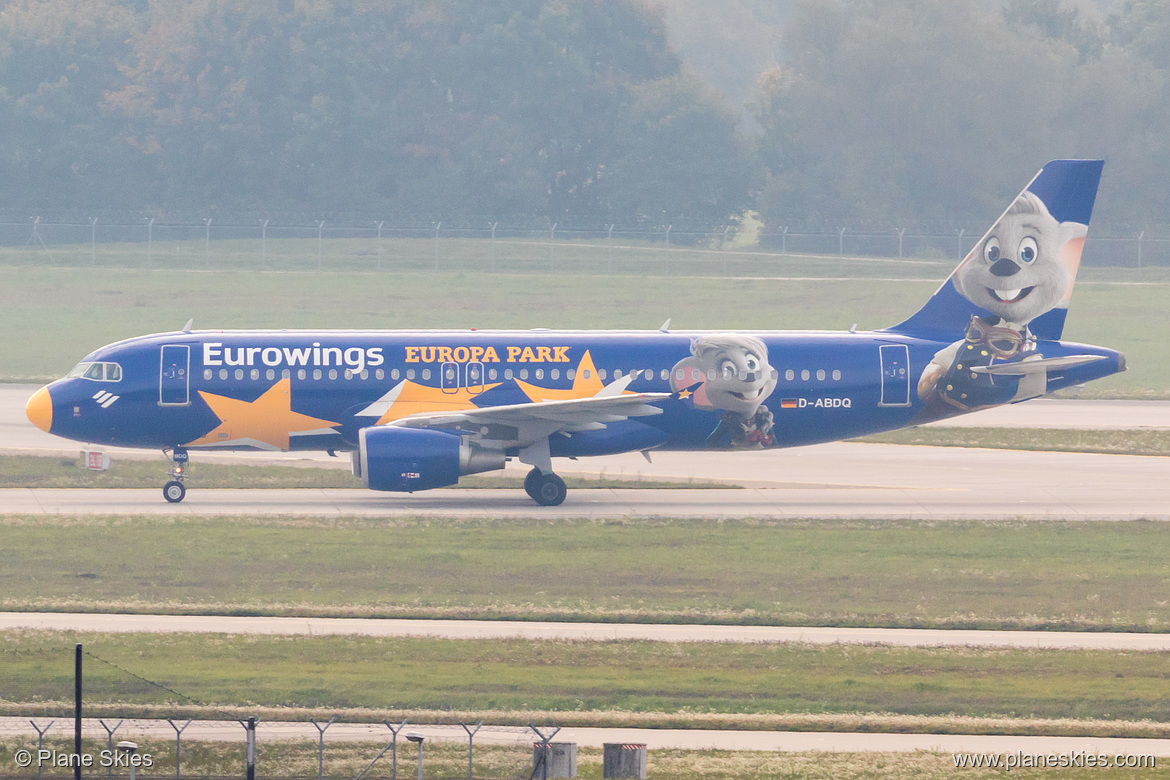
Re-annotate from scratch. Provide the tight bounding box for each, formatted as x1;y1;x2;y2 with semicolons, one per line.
186;379;338;451
678;389;692;399
374;379;500;425
515;350;606;402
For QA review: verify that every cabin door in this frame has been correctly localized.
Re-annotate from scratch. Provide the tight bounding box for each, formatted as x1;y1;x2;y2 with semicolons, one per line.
159;345;190;406
878;344;911;407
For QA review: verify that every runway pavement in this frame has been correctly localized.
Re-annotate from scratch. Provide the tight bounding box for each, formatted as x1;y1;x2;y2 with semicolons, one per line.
1;716;1168;756
1;437;1167;519
4;611;1170;650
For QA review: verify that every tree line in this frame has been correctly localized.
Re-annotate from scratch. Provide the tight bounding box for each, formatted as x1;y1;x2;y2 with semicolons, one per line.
1;0;1167;232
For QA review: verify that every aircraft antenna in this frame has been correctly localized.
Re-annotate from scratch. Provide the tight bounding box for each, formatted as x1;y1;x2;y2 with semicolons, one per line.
182;319;194;333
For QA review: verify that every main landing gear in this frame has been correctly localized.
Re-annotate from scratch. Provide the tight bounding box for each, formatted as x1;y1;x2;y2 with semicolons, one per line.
524;467;567;507
163;447;189;503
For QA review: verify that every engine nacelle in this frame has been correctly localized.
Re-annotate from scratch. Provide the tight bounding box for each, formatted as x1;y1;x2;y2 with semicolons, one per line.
355;426;505;492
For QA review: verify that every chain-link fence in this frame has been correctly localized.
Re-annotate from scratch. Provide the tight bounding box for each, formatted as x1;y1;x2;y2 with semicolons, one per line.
2;218;1166;276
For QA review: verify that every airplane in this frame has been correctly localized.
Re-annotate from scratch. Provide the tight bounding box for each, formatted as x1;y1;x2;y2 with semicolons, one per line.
25;160;1123;506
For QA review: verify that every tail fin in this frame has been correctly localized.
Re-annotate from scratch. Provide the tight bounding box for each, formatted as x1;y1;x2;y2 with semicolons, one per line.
886;159;1104;340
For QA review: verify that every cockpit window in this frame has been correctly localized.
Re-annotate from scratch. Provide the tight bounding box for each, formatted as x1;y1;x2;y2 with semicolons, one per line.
67;361;123;382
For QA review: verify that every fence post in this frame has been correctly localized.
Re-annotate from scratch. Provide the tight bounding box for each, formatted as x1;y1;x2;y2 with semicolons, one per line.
664;225;671;275
260;219;269;271
722;225;731;275
167;719;191;780
529;725;561;780
316;220;325;270
99;720;124;779
146;217;154;268
309;717;334;779
897;227;905;258
385;719;408;780
781;225;788;255
549;222;557;272
90;218;98;265
1138;230;1144;272
30;720;54;780
838;227;846;256
377;221;385;272
203;218;212;267
606;224;614;274
490;222;498;272
239;717;257;780
461;721;483;780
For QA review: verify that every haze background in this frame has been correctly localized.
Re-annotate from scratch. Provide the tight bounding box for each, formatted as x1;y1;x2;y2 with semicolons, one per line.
1;0;1165;234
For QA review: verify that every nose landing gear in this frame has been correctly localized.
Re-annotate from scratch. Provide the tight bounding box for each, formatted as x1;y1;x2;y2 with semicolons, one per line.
163;447;189;503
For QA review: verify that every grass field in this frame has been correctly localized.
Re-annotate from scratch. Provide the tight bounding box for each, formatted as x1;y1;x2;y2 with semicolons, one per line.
3;514;1169;631
0;262;1164;396
4;737;1149;780
4;631;1170;728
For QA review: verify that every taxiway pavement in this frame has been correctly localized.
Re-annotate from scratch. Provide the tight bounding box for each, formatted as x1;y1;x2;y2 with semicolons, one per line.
3;611;1170;651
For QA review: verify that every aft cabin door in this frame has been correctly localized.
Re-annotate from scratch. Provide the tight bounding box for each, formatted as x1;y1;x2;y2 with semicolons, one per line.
878;344;911;407
159;345;190;406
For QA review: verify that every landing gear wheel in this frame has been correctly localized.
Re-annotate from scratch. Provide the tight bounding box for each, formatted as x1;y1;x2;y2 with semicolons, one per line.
525;472;567;507
524;467;542;497
163;480;186;503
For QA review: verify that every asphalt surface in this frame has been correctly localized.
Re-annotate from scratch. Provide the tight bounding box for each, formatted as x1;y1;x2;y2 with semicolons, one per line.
2;436;1167;520
4;611;1170;650
1;716;1168;756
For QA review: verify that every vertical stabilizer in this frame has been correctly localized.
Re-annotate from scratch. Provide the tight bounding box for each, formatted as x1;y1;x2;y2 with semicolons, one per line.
886;159;1103;340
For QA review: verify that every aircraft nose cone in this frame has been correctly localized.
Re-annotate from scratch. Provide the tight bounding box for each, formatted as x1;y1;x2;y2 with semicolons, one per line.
26;385;53;433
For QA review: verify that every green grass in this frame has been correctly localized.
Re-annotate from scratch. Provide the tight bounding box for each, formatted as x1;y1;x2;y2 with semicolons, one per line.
0;454;732;489
4;738;1150;780
0;264;1162;396
3;515;1170;631
858;427;1170;456
4;631;1170;728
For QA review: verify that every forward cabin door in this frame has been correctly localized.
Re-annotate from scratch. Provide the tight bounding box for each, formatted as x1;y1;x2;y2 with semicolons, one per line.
878;344;911;407
159;345;191;406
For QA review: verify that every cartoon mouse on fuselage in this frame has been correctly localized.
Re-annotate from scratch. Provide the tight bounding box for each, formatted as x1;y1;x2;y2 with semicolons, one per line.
670;334;778;448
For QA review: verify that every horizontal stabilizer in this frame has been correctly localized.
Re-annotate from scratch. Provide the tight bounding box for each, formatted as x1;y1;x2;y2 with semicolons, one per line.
971;354;1106;376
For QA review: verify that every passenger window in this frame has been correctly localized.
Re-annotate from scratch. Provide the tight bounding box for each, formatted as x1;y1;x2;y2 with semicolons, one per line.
817;369;826;381
391;368;400;380
535;368;544;379
421;368;430;380
550;368;559;380
267;369;275;380
282;369;291;380
598;369;607;380
583;370;592;380
832;370;842;381
566;369;574;380
407;369;416;380
250;369;260;380
801;370;810;381
204;369;212;380
313;369;322;380
375;369;383;380
786;369;795;381
220;369;229;380
297;369;306;380
519;369;528;380
504;368;513;380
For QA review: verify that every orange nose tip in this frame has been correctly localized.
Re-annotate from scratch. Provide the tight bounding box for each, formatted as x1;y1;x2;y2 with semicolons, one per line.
26;386;53;433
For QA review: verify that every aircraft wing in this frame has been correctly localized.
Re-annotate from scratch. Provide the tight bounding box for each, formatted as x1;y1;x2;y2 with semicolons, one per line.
387;392;670;438
971;354;1106;376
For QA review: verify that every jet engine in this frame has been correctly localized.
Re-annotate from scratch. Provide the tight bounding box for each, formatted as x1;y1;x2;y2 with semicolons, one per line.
354;426;505;492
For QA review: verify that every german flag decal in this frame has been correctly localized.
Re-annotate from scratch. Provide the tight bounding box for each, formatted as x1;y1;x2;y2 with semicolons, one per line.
780;398;798;409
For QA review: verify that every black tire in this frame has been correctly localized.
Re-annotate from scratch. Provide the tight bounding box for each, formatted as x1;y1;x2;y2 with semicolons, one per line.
530;473;567;507
523;467;542;499
163;480;186;503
